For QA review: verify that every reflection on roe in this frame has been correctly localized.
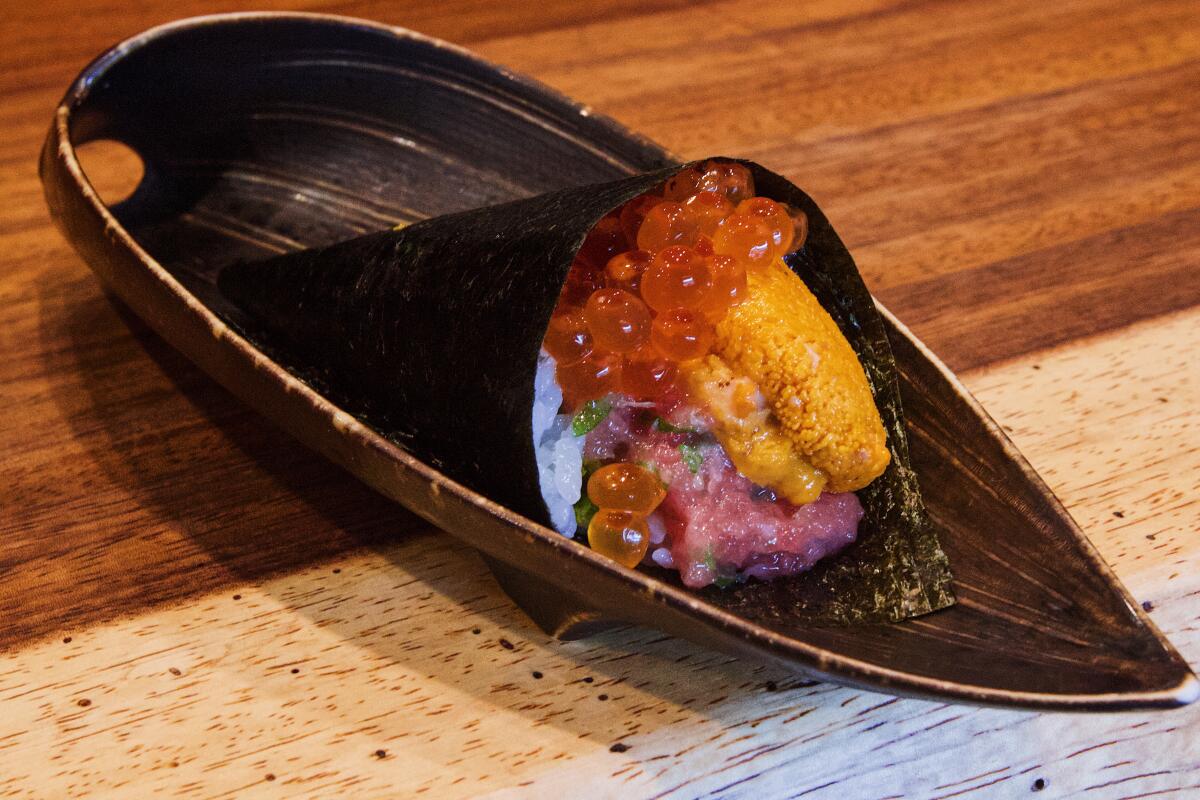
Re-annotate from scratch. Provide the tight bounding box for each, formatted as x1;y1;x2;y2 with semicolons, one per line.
535;160;891;588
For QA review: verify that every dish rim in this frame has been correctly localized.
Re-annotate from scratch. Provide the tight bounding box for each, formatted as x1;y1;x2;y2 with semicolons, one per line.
42;10;1199;711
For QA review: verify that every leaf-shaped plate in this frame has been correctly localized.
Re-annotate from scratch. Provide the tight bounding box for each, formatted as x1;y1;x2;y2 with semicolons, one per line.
40;12;1197;709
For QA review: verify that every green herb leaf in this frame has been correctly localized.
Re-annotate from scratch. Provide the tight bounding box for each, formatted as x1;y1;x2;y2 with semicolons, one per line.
574;460;603;534
572;399;612;436
678;442;703;474
701;545;736;588
574;495;598;532
652;416;695;434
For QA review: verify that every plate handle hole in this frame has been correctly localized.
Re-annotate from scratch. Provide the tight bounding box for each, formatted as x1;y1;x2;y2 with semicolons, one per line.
74;139;145;207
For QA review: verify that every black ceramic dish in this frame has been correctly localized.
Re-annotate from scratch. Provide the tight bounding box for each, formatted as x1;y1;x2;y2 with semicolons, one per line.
40;12;1197;709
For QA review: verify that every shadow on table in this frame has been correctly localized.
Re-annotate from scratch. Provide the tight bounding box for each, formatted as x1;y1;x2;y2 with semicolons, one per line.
22;281;423;648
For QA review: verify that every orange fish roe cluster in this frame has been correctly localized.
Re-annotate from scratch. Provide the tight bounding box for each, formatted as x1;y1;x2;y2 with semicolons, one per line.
585;463;666;567
545;160;810;411
542;160;857;565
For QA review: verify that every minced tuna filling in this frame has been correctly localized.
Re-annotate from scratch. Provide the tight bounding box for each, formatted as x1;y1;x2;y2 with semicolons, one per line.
582;399;863;588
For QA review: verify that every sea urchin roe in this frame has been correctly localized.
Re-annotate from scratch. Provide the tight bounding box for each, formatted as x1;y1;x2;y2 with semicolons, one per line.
682;354;828;504
543;308;593;365
710;259;890;491
588;509;650;568
587;463;666;515
651;307;715;362
584;287;651;353
636;202;700;252
640;246;713;312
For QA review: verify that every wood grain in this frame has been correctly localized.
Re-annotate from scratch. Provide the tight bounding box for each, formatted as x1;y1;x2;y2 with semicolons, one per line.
0;313;1195;798
2;0;1198;796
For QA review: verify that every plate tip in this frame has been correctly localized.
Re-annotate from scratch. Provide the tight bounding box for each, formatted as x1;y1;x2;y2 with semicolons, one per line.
1172;670;1200;707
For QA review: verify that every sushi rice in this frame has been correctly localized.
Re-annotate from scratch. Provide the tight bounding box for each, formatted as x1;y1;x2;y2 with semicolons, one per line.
533;352;583;535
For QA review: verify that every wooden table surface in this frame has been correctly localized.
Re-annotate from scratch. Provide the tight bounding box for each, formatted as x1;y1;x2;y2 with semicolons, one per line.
3;1;1198;797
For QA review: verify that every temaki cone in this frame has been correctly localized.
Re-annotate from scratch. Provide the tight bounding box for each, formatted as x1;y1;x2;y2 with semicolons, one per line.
218;159;954;625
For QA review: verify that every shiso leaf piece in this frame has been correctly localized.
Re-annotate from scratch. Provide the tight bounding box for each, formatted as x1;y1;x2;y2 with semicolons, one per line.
678;443;703;474
572;398;613;436
217;158;954;626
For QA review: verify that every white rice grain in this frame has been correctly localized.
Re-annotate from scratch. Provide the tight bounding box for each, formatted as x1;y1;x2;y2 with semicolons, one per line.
533;352;584;536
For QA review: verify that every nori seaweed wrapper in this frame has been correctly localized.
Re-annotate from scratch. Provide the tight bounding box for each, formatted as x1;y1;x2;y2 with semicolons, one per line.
218;158;954;624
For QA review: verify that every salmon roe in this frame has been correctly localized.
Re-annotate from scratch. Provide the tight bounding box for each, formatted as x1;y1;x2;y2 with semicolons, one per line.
736;197;794;252
636;202;700;252
605;249;653;292
584;288;651;353
541;160;808;555
576;214;628;269
640;246;712;312
712;213;779;269
651;307;715;361
556;351;620;409
587;463;666;515
701;254;746;319
698;162;755;205
587;509;651;568
543;308;593;365
683;192;735;235
558;261;604;307
619;194;662;244
620;349;677;400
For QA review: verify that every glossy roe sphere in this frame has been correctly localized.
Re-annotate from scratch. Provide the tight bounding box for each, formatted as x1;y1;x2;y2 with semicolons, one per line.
556;351;620;409
736;197;794;252
712;213;779;269
701;254;747;320
636;202;700;252
620;348;677;400
604;249;653;292
542;308;593;365
558;262;604;307
651;308;715;361
587;463;666;515
639;246;713;312
618;194;663;244
584;288;651;353
683;192;735;235
696;162;755;205
587;509;651;568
